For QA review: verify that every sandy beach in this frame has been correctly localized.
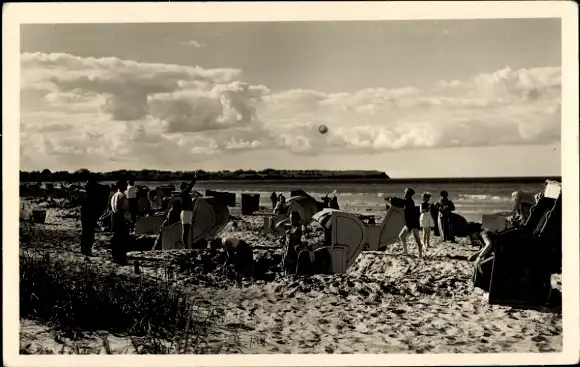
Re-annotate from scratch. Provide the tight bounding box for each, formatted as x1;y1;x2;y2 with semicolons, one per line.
19;196;562;354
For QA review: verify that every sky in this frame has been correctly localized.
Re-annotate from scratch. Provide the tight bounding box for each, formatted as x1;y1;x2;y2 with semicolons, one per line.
19;19;562;178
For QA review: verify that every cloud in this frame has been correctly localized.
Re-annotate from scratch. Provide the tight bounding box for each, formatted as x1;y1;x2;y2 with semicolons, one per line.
20;52;561;170
179;40;206;49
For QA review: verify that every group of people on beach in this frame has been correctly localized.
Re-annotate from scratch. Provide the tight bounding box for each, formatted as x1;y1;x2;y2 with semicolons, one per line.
79;173;458;275
269;191;340;215
387;188;457;259
80;172;200;264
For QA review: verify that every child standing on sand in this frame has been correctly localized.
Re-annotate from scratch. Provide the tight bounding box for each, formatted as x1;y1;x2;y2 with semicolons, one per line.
276;211;304;275
419;192;435;248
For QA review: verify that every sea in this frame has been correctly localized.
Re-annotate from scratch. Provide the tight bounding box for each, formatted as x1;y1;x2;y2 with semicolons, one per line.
102;180;547;223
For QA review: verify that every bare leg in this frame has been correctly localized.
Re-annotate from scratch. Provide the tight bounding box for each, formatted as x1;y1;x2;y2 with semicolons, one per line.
422;228;428;249
412;228;424;258
398;226;410;255
425;227;431;247
182;223;191;248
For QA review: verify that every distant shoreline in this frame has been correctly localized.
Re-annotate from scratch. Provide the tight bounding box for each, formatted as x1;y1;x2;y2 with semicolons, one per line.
166;177;559;184
176;176;559;185
21;176;560;185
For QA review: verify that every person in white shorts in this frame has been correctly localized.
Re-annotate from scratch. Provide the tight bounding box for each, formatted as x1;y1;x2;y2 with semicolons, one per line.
178;171;198;247
419;192;435;248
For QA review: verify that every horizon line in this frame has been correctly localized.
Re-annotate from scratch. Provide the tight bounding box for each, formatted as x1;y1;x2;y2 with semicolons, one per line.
19;169;561;181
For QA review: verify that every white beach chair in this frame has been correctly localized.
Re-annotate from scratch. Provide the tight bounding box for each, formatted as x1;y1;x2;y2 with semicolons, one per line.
310;206;407;274
159;196;230;250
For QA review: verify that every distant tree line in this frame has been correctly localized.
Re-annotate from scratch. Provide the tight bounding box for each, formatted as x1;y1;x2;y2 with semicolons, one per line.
20;168;390;183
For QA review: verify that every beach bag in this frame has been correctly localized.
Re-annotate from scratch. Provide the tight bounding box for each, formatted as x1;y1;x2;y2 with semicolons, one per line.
296;250;314;276
313;247;332;274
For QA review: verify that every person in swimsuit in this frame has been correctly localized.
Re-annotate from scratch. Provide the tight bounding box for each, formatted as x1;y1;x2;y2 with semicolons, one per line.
419;192;435;248
386;188;423;258
178;171;198;247
276;211;304;275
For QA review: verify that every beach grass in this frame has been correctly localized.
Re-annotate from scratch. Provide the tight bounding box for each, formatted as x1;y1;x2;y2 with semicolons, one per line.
19;236;240;354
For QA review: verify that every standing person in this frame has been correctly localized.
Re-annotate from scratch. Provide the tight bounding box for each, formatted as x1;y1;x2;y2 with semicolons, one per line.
80;177;100;256
387;188;423;258
322;194;330;208
437;190;456;243
179;171;198;248
270;191;278;210
110;180;130;265
329;195;340;210
274;194;287;215
126;179;139;231
137;187;152;216
275;211;304;275
419;192;435;248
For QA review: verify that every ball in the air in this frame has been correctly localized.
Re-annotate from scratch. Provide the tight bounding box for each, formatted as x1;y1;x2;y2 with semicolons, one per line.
318;124;329;134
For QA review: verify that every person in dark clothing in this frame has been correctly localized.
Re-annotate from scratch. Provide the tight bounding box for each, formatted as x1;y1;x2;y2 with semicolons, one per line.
270;191;278;210
437;190;456;242
322;194;330;208
80;177;101;256
110;180;130;265
210;237;255;283
429;204;440;237
387;188;423;258
137;187;152;216
179;171;198;248
329;195;340;210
